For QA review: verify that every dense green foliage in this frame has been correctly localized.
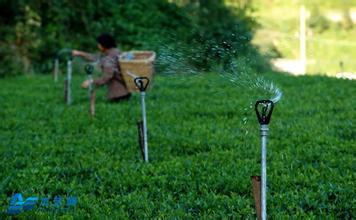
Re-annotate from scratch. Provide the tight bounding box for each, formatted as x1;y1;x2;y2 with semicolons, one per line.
0;0;266;77
0;73;355;218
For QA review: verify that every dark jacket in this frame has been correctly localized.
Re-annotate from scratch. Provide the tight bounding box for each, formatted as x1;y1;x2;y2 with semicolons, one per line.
81;48;130;100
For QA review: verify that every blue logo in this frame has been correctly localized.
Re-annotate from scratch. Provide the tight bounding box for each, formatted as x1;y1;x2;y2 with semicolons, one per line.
7;193;77;215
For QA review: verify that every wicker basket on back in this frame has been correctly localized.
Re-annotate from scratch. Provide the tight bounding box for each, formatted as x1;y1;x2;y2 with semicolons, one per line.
119;51;156;92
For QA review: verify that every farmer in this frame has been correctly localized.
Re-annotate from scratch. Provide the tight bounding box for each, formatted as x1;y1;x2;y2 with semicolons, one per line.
72;33;131;102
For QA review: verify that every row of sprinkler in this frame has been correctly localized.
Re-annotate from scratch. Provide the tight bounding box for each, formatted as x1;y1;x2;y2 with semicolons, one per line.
53;50;73;105
53;49;275;220
53;50;150;163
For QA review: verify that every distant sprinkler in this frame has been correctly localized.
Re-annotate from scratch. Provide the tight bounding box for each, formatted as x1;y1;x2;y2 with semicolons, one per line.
64;53;73;105
85;64;95;117
53;55;59;82
54;48;73;83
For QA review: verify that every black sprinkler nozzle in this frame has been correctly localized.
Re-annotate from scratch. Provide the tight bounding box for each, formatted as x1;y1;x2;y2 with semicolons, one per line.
56;48;73;60
85;64;94;75
255;100;274;125
134;77;150;92
68;52;73;61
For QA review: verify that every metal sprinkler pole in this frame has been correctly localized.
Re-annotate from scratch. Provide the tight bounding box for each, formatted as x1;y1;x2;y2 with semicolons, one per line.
85;64;95;116
255;100;274;220
134;77;150;162
66;55;73;105
260;123;268;220
53;56;59;82
141;90;148;161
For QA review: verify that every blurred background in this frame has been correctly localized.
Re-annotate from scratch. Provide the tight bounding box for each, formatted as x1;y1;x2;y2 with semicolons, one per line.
251;0;355;77
0;0;354;77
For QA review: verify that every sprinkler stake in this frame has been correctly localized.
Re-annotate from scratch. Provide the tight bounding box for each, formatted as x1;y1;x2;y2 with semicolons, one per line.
251;176;262;220
64;55;73;105
85;64;95;117
134;77;150;162
254;100;274;220
53;55;59;82
137;121;145;160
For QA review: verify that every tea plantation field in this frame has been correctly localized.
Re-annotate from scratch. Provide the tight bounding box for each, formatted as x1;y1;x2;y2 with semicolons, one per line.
0;72;355;218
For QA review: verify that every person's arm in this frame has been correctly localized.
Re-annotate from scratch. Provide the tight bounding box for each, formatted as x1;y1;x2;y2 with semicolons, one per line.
72;50;98;62
93;70;114;87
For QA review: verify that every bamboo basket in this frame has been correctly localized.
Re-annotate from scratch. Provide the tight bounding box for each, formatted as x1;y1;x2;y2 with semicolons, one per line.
119;51;156;92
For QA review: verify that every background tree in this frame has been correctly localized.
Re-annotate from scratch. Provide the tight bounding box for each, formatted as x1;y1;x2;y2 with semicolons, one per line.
0;0;265;77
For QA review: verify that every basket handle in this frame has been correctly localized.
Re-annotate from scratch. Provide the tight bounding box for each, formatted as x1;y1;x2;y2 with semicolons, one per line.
134;77;150;92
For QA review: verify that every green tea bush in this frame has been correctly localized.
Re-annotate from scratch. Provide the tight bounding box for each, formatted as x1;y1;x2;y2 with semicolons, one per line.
0;72;355;218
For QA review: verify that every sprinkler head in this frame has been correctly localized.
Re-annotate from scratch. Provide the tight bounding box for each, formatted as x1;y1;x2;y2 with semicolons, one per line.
62;49;73;60
85;64;94;75
68;52;73;61
255;100;274;125
134;77;150;92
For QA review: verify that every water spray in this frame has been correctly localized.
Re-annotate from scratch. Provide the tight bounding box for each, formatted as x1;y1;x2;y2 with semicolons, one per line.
134;77;150;162
252;99;274;220
85;64;95;117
